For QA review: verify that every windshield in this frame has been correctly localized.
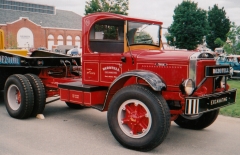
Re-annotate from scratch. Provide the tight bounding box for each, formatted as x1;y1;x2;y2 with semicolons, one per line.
127;21;160;46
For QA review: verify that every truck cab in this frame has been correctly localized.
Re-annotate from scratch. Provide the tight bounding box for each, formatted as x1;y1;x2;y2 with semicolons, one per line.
58;12;237;151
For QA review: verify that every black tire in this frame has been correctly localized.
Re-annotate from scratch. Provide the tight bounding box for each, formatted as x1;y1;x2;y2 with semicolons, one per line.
4;74;34;119
66;102;85;109
174;109;219;130
107;84;170;151
25;74;46;116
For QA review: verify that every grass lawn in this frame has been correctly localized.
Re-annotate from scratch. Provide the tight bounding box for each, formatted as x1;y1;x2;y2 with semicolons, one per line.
220;80;240;118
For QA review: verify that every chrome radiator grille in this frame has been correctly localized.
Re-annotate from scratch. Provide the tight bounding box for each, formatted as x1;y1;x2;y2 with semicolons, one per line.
185;99;199;115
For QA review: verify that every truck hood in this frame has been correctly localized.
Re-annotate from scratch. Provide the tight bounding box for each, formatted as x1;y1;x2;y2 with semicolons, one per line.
133;49;197;62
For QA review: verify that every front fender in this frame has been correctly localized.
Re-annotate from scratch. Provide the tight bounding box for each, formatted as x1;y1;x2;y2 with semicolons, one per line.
100;70;166;111
110;70;166;91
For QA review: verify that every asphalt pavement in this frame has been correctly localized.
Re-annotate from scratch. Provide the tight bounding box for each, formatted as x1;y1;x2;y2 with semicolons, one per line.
0;94;240;155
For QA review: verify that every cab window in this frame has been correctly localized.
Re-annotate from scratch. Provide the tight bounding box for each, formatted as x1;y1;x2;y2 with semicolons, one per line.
127;21;160;46
89;19;124;53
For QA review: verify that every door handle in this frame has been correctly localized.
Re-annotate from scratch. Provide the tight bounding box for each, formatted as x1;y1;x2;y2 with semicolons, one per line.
121;56;126;62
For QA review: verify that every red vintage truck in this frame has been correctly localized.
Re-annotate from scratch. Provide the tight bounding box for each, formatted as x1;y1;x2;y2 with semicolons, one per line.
0;12;237;151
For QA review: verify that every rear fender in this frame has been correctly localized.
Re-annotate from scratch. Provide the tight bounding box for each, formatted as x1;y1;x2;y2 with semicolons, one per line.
102;70;166;111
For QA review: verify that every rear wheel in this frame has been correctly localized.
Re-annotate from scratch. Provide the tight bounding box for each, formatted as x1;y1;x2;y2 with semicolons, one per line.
4;74;34;119
174;109;219;130
65;102;85;109
107;84;170;151
25;74;46;116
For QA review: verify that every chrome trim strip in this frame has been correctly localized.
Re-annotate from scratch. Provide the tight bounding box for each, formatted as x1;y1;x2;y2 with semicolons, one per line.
188;99;192;114
189;52;201;82
193;99;196;114
189;52;215;84
196;99;199;114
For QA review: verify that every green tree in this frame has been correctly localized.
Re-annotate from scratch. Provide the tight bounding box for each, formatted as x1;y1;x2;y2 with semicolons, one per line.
85;0;128;40
85;0;128;15
206;4;231;51
215;22;240;54
166;1;208;50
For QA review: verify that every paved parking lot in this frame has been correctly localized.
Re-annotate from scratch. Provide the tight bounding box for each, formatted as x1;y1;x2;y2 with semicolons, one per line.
0;94;240;155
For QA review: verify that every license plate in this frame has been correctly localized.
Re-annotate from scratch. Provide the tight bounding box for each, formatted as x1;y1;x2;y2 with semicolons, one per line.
205;65;230;77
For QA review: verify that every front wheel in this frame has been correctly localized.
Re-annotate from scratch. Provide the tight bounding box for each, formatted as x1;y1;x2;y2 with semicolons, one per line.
174;109;219;130
107;85;170;151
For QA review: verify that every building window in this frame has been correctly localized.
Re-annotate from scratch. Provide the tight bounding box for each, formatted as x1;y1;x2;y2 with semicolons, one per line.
75;36;81;48
57;35;64;45
66;35;72;45
47;34;54;50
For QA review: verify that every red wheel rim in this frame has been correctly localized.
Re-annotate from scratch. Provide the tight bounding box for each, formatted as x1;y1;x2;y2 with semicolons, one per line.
118;99;152;138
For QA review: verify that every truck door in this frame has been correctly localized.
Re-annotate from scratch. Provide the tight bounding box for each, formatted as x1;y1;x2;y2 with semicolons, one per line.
88;19;125;85
99;52;123;85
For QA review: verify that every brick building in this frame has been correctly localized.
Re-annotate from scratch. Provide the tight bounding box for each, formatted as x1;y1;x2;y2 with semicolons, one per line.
0;0;82;50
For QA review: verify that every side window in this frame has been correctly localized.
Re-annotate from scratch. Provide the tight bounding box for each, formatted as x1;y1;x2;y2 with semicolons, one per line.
89;19;124;53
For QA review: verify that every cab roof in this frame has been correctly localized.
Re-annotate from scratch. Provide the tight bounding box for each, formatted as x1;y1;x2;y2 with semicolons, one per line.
83;12;163;25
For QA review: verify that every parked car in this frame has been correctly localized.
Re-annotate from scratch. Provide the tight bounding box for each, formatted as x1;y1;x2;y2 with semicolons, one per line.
214;47;224;56
37;47;49;52
66;48;82;56
216;55;240;78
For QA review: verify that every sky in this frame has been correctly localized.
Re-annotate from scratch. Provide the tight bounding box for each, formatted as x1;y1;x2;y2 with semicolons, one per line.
15;0;240;27
14;0;240;41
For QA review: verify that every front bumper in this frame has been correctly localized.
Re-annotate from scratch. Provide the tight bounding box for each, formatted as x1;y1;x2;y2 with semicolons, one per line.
185;89;237;115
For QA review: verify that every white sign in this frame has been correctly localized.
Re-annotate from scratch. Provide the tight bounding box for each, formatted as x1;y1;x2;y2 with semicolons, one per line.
17;27;34;48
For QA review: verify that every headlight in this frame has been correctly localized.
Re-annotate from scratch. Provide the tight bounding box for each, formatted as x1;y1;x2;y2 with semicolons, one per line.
182;79;195;95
